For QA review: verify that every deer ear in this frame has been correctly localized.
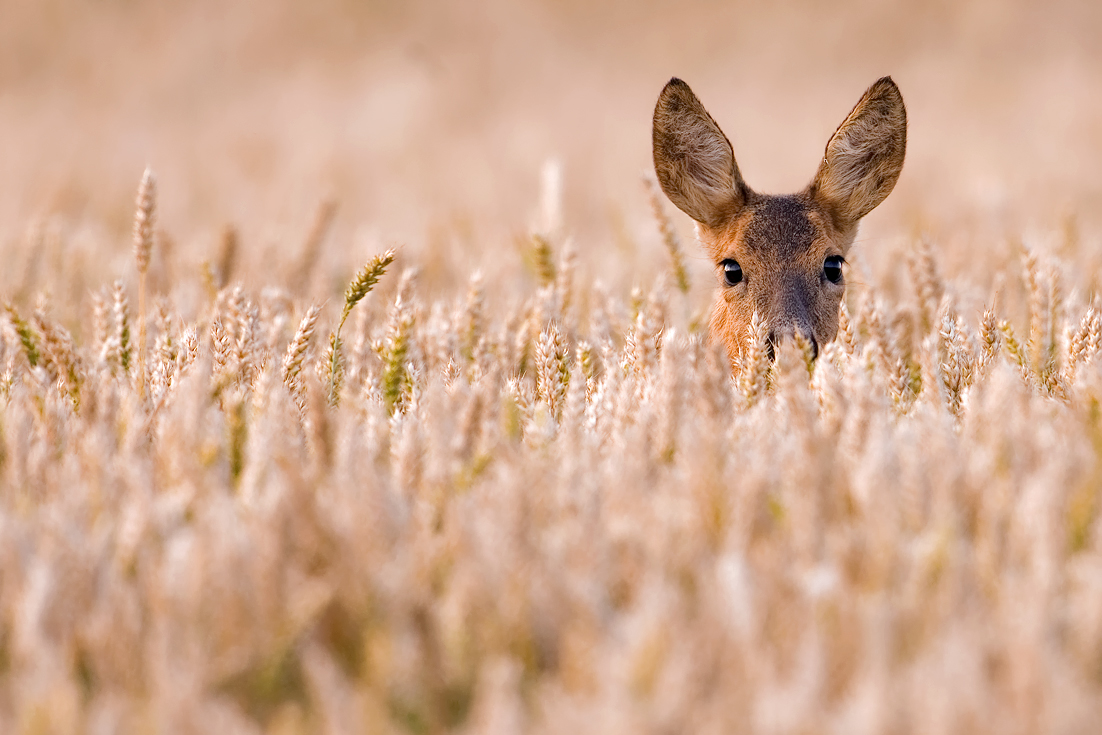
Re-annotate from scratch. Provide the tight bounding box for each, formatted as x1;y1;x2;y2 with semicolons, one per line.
812;77;907;227
653;78;749;229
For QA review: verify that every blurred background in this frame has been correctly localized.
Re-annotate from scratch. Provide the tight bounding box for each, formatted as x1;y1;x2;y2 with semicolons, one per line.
1;0;1100;309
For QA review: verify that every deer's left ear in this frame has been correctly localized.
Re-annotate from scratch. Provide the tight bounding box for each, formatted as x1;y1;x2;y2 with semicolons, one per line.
811;77;907;228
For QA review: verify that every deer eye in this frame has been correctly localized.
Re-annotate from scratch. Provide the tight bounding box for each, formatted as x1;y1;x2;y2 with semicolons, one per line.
721;259;743;286
824;255;844;284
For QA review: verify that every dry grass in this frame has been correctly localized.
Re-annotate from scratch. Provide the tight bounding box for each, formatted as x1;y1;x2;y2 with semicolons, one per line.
3;1;1102;733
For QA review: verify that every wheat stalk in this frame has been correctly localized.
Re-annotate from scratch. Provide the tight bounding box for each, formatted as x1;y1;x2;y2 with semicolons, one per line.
644;177;690;295
323;248;396;406
133;166;156;392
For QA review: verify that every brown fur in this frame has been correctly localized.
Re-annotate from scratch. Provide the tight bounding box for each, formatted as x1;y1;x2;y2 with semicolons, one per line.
652;76;907;365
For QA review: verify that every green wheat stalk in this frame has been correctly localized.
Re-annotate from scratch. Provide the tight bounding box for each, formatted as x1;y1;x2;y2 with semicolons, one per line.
327;249;396;406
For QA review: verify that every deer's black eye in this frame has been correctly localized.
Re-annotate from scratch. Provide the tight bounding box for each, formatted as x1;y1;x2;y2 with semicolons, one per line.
824;255;844;284
721;259;743;286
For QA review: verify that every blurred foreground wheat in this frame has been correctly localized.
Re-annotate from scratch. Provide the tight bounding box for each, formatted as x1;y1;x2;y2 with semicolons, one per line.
2;173;1102;735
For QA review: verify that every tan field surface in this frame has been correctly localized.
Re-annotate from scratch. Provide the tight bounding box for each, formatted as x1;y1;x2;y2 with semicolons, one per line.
2;1;1102;732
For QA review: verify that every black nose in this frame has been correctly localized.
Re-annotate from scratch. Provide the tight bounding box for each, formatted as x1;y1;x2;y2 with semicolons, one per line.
765;330;818;362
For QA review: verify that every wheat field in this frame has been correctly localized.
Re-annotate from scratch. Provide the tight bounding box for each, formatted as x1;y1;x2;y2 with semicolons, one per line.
3;1;1102;734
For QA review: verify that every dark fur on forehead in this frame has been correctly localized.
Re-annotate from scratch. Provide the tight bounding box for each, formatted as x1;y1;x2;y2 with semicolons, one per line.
741;196;816;258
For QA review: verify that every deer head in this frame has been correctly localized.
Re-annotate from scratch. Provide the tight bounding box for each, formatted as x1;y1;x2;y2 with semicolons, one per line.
652;76;906;363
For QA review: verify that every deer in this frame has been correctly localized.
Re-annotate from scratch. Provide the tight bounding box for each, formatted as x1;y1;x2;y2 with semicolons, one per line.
652;76;906;365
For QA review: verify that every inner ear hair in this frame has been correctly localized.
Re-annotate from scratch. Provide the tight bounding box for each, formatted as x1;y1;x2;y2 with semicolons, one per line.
812;77;907;227
652;78;749;229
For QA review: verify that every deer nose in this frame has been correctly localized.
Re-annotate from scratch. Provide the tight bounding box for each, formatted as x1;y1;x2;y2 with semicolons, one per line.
765;329;819;362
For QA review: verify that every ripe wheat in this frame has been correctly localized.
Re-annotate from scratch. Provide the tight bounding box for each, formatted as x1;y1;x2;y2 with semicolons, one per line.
0;167;1101;734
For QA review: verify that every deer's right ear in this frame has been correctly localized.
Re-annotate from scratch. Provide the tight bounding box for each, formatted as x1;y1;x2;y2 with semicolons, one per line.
652;78;749;230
